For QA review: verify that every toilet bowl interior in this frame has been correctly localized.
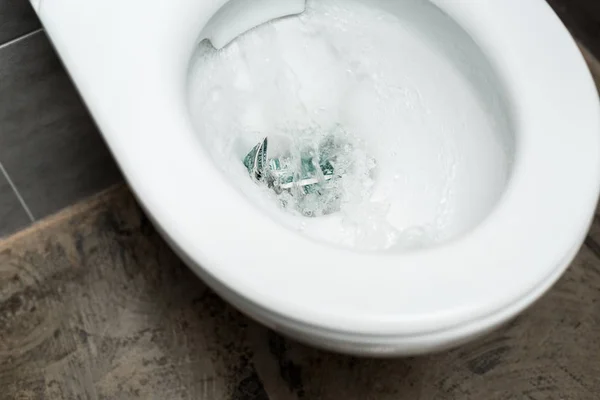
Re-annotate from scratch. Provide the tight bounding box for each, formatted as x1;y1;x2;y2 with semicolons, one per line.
187;0;516;251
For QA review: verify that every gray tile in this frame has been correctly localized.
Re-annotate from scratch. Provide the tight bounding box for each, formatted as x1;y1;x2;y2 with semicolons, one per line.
0;170;31;237
0;31;122;219
0;0;40;46
547;0;600;59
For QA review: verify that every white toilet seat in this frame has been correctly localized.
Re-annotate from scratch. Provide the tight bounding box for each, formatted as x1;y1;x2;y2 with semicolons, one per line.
37;0;600;353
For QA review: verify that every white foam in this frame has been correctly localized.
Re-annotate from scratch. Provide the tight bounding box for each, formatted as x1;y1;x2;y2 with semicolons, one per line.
188;0;512;251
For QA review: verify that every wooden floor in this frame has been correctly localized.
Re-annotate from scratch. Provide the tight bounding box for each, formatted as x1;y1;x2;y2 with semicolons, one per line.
2;177;600;400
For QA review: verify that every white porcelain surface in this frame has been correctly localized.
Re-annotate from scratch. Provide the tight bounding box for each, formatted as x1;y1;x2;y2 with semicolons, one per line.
202;0;305;49
34;0;600;355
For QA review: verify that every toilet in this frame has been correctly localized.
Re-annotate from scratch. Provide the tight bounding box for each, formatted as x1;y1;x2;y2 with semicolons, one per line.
34;0;600;355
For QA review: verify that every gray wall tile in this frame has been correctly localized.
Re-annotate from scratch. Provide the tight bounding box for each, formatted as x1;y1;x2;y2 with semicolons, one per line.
547;0;600;59
0;31;122;219
0;0;40;45
0;171;31;237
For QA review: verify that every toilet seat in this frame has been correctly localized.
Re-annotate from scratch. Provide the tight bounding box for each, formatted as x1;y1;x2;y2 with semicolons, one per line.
37;0;600;353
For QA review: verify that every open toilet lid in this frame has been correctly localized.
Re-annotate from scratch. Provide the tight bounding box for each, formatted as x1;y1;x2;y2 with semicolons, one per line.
38;0;600;339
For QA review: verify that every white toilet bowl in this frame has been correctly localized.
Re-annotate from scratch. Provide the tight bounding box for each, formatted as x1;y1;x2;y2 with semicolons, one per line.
34;0;600;355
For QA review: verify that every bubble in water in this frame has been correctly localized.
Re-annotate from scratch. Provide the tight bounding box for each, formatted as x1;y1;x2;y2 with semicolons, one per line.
242;124;377;218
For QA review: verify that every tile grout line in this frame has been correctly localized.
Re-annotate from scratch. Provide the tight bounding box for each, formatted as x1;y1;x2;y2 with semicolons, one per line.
0;28;43;51
0;161;35;222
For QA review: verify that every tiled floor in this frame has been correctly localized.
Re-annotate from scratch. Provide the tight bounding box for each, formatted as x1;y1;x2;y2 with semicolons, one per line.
0;0;598;238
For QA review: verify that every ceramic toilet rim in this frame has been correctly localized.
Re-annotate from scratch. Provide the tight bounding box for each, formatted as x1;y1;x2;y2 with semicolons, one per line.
38;0;600;337
159;216;585;349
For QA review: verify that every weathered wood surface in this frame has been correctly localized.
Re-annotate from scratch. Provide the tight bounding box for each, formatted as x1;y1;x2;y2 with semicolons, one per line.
1;177;600;400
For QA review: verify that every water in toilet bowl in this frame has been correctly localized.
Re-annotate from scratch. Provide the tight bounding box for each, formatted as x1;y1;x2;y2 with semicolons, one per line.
187;0;514;251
